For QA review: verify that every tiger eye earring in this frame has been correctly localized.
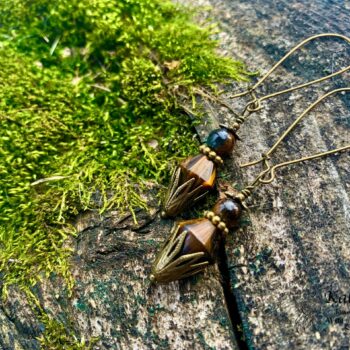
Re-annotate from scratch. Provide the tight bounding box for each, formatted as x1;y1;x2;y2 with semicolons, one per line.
151;88;350;283
161;33;350;218
163;127;236;217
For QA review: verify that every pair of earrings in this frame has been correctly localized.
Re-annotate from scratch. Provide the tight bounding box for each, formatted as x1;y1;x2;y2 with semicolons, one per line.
150;33;350;283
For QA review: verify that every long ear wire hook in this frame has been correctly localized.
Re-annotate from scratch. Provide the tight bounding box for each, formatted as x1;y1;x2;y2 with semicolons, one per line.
229;33;350;129
257;144;350;185
236;87;350;202
241;87;350;168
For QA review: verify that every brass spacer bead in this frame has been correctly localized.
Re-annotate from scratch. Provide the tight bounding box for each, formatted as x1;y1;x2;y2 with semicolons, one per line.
218;222;227;231
199;144;223;165
212;215;221;225
205;211;215;220
209;151;216;159
231;122;240;130
207;211;230;235
215;155;224;165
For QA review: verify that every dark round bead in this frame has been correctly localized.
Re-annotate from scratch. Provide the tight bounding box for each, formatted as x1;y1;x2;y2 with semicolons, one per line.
213;198;242;228
206;128;236;156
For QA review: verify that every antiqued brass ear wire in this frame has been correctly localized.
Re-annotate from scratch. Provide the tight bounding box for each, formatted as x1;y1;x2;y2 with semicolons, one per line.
151;88;349;283
236;87;350;203
228;33;350;130
161;33;350;218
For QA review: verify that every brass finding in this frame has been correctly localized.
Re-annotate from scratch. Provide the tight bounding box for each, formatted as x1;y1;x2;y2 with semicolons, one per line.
230;33;350;127
236;88;350;201
199;144;224;165
204;211;229;236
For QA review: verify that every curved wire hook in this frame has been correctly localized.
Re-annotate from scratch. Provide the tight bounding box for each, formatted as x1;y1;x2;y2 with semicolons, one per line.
257;144;350;185
236;87;350;201
242;87;350;169
230;33;350;119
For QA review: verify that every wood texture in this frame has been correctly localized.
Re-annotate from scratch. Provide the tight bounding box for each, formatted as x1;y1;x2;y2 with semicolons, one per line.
189;0;350;349
0;193;238;350
1;1;350;349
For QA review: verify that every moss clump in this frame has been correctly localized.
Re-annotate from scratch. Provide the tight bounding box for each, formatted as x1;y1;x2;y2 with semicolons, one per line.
0;0;248;298
37;312;99;349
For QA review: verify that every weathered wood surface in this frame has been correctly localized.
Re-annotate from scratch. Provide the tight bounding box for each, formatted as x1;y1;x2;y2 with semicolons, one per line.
0;200;238;349
189;0;350;349
1;0;350;349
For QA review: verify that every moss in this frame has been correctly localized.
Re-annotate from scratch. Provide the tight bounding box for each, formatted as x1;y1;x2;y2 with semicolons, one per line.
37;313;99;349
0;0;249;345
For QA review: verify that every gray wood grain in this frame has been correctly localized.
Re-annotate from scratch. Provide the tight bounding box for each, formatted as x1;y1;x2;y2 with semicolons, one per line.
182;0;350;349
1;1;349;349
0;197;238;350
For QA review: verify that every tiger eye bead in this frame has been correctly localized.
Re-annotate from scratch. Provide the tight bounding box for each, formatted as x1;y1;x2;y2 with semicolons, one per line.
180;154;217;189
206;128;236;156
150;218;222;283
162;154;217;218
178;218;219;259
213;198;242;228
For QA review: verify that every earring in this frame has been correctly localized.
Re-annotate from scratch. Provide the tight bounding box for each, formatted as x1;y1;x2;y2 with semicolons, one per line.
151;88;350;283
161;33;350;218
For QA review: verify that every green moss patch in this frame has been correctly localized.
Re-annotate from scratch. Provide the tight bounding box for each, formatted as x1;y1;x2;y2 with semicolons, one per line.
0;0;247;300
37;312;99;349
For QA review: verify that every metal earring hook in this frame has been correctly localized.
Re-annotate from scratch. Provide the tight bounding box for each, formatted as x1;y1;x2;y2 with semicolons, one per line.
257;144;350;185
236;87;350;202
229;33;350;129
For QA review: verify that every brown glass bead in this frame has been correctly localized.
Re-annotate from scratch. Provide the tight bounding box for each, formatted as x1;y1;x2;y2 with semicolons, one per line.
206;128;236;156
150;218;220;283
213;198;242;228
177;218;219;259
162;154;217;218
180;154;217;189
